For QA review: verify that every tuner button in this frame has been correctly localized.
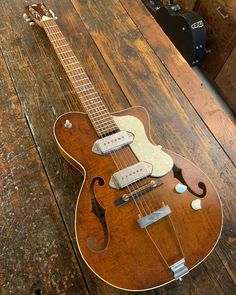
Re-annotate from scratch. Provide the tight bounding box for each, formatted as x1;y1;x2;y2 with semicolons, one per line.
29;21;35;26
23;13;32;22
23;13;28;20
175;183;187;194
191;199;202;211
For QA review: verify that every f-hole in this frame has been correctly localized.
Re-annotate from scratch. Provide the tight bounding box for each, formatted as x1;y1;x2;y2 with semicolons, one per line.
173;164;207;197
86;177;109;251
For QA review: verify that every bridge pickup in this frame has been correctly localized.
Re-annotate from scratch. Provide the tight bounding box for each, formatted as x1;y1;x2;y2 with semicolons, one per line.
92;130;134;155
114;180;163;206
137;205;171;228
109;162;153;189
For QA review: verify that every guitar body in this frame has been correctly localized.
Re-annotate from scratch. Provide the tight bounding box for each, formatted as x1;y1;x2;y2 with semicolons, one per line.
54;106;222;291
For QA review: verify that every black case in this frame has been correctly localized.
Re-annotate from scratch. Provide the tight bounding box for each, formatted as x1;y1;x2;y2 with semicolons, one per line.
142;0;207;66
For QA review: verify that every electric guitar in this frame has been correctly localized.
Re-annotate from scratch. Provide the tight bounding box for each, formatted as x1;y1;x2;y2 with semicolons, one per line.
25;4;222;291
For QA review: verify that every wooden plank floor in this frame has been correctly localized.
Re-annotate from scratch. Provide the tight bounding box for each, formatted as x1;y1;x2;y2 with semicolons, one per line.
0;0;235;294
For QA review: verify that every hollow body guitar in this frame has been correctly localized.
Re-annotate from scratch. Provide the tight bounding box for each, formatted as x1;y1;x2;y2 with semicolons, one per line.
26;4;223;291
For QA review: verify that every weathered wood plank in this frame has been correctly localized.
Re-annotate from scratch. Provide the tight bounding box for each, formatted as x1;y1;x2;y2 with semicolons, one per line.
71;0;236;293
0;0;153;294
0;48;88;295
120;0;236;166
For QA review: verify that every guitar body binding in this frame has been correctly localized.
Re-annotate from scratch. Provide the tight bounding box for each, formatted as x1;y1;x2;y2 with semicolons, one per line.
54;106;222;291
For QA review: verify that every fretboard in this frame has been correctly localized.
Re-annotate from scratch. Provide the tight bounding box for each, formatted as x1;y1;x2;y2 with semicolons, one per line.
43;18;119;137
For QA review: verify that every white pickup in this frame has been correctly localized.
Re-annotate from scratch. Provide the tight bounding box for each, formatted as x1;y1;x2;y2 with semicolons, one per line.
92;130;134;155
109;161;153;189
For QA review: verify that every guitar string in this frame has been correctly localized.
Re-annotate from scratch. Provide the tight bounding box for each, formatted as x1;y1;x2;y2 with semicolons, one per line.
43;20;186;267
43;20;186;266
53;35;156;215
43;18;185;262
43;19;186;266
43;20;156;217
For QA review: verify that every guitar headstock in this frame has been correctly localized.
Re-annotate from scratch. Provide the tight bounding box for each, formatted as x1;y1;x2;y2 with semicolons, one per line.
23;3;57;27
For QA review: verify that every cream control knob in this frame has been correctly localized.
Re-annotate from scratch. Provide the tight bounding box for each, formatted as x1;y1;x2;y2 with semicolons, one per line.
191;199;202;210
175;183;187;193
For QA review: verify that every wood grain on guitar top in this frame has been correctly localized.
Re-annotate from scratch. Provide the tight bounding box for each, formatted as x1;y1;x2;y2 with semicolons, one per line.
54;106;222;291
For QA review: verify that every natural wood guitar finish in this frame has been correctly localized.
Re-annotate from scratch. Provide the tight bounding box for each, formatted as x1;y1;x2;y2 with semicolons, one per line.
26;3;223;292
54;107;222;290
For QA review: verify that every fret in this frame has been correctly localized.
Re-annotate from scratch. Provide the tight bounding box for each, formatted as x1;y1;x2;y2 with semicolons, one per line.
66;67;83;73
47;31;62;36
45;24;57;29
68;73;85;79
85;108;110;122
44;19;119;136
89;110;110;117
51;38;65;43
71;76;88;81
61;56;76;61
77;88;95;94
85;103;107;113
83;96;100;103
85;105;108;113
75;83;93;90
78;87;95;93
78;82;92;87
70;74;87;80
83;99;103;107
54;44;68;49
88;113;109;120
79;92;98;99
58;49;73;54
89;111;110;119
64;61;80;67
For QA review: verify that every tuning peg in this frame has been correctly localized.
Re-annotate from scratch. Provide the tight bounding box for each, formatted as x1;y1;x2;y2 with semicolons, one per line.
29;21;35;26
49;9;58;20
23;13;32;22
23;13;29;20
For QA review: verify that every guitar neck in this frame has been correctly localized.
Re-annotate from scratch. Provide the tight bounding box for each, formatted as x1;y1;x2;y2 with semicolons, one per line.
43;18;118;137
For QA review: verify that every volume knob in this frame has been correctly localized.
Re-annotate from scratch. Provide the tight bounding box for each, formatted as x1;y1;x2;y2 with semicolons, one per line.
191;199;202;211
175;183;187;194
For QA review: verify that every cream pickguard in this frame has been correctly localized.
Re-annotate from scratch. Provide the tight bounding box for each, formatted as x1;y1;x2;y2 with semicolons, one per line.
113;115;173;177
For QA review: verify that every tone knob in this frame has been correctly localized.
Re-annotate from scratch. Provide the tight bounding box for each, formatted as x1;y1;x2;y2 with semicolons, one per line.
191;199;202;210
